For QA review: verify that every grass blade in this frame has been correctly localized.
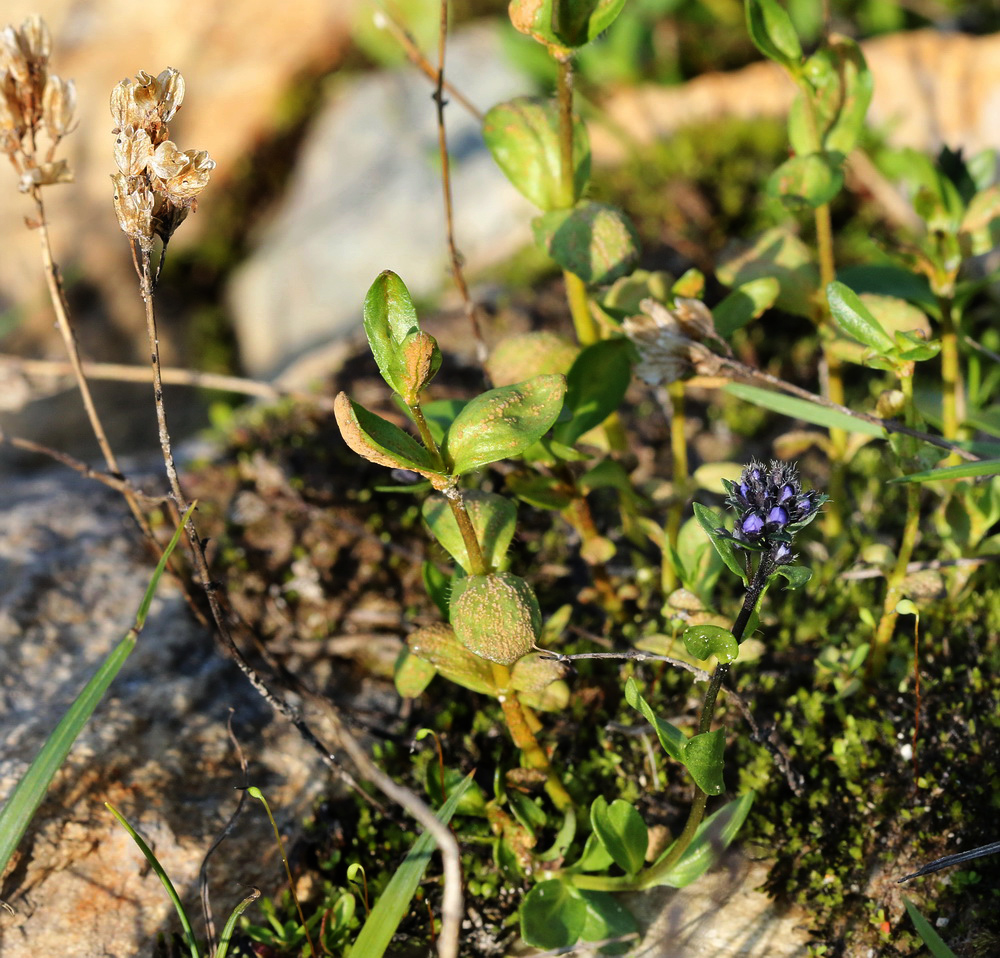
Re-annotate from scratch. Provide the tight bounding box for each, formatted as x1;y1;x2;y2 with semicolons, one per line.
723;383;885;437
903;898;957;958
106;803;201;958
349;774;473;957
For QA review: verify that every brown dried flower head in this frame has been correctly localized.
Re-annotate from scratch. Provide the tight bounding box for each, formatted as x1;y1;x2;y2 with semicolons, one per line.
0;15;77;190
623;297;729;385
110;67;214;251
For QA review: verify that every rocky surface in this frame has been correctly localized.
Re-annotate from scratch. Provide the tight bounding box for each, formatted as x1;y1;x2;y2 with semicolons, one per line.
0;467;337;957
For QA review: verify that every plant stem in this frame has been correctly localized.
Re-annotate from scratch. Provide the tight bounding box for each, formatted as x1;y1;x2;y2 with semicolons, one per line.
793;76;846;536
938;296;963;456
872;372;922;671
31;188;153;539
491;662;573;812
569;563;768;892
663;380;689;593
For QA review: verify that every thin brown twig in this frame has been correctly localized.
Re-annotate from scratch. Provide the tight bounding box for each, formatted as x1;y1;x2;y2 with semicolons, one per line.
431;0;488;366
135;250;362;791
28;188;156;542
839;554;998;580
375;5;483;121
0;427;168;503
2;353;335;409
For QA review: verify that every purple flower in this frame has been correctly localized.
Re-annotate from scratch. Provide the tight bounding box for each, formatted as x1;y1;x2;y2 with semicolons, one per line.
767;505;789;527
741;512;764;536
723;459;825;554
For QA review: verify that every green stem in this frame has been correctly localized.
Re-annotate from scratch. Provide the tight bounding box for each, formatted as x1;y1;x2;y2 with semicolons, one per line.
491;662;573;811
663;380;689;593
555;54;575;210
938;297;963;452
567;565;767;891
872;371;921;671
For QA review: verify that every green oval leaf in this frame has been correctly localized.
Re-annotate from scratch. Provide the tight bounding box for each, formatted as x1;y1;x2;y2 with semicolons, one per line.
745;0;802;67
520;879;586;950
713;277;780;338
554;338;633;445
682;624;739;664
422;491;517;573
768;153;844;209
450;573;541;665
362;271;440;400
771;564;812;589
533;202;640;285
394;646;437;698
590;796;648;876
683;728;726;795
406;624;497;695
822;35;873;156
827;281;896;355
444;374;567;475
334;393;444;479
509;0;629;50
483;97;590;211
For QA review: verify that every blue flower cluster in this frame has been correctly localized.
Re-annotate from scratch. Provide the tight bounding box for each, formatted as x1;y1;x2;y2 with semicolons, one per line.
722;460;824;562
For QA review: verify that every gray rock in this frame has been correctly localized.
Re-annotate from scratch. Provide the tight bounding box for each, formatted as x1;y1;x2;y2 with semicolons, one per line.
228;22;535;378
0;469;330;957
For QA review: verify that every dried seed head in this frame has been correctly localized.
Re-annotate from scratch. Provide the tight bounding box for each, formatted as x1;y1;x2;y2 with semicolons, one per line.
623;297;729;385
109;67;213;249
113;125;153;176
111;172;155;252
42;74;75;139
0;16;75;188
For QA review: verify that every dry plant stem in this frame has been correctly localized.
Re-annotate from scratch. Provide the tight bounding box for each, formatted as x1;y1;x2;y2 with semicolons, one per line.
378;4;483;121
308;691;465;958
30;189;155;540
719;356;980;462
432;0;488;365
4;354;337;409
0;427;167;502
31;189;119;473
135;251;369;805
